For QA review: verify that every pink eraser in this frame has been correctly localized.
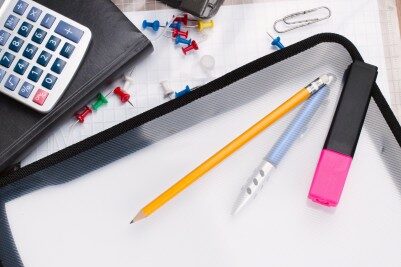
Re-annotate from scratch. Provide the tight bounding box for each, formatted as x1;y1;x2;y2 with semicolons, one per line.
308;149;353;207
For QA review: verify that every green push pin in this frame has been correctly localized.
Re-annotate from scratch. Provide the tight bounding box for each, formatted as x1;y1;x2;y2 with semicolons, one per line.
92;93;108;111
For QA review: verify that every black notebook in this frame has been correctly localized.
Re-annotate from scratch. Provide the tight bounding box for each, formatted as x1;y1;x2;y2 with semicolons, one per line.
0;0;153;174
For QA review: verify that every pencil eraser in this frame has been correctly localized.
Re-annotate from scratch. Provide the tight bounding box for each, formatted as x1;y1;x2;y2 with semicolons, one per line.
308;149;353;207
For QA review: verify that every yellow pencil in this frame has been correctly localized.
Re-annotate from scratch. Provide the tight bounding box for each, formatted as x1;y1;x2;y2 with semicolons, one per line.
131;74;335;223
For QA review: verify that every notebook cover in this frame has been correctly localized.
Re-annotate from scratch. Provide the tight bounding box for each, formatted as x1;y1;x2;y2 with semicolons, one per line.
0;0;153;174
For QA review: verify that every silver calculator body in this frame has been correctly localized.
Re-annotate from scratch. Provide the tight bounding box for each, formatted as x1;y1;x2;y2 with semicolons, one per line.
0;0;91;113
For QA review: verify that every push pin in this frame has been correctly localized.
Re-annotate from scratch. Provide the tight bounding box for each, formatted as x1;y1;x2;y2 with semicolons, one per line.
113;87;134;107
267;32;285;50
169;21;182;30
175;85;192;98
142;20;162;31
123;73;135;92
174;14;188;25
92;93;109;111
182;40;199;55
75;106;93;123
160;81;174;98
171;29;189;39
198;20;214;31
175;36;192;46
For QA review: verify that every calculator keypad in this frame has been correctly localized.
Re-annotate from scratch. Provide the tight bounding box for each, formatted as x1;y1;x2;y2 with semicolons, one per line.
41;14;55;29
22;43;38;59
9;36;24;52
1;52;15;68
37;50;51;66
46;35;60;51
5;15;19;30
55;21;83;43
27;7;42;22
5;74;19;90
18;21;33;37
13;1;29;15
0;30;11;46
0;0;92;112
32;28;46;44
28;66;42;82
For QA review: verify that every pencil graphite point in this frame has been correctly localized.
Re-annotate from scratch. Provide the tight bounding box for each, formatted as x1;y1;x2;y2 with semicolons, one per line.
131;210;146;224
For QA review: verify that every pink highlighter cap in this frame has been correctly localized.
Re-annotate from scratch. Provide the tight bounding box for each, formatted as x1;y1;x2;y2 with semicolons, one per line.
308;149;353;207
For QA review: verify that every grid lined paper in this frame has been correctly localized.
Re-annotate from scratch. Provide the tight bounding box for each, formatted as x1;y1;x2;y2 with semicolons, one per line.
21;0;400;166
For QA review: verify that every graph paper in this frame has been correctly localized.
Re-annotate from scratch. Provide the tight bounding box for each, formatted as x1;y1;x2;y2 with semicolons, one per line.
22;0;397;166
113;0;401;118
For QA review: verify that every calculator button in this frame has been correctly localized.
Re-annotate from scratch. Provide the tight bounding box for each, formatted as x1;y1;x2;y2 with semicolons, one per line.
14;59;29;75
32;28;47;44
28;66;43;82
46;35;61;51
41;14;56;29
0;30;11;46
42;73;57;89
33;88;48;105
18;21;33;37
55;21;84;43
27;7;42;22
0;52;15;68
14;1;29;15
23;43;38;59
60;42;75;59
51;58;66;74
4;74;20;91
37;51;52;66
9;36;24;53
0;69;6;82
18;82;34;98
5;15;20;31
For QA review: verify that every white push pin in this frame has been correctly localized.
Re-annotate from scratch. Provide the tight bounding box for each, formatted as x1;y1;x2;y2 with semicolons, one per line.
123;71;135;91
200;55;215;71
160;81;174;98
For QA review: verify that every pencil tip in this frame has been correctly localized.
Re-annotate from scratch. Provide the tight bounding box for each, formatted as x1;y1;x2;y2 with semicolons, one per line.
131;210;146;224
130;220;134;224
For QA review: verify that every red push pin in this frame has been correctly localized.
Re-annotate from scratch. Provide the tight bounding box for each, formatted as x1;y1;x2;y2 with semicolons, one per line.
182;40;199;55
172;28;189;39
174;14;188;25
114;87;134;107
75;106;92;123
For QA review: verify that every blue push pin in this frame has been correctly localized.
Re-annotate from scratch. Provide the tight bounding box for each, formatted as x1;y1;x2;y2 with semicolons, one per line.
175;36;192;46
267;32;285;50
169;21;182;30
142;20;161;31
175;85;192;98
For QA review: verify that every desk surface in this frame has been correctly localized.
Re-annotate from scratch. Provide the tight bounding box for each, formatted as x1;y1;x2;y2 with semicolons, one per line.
112;0;401;121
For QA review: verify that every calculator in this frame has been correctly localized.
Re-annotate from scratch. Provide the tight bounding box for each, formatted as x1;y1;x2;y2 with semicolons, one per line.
0;0;91;113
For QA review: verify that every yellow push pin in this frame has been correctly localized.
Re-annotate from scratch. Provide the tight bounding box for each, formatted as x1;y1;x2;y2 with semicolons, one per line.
197;20;214;31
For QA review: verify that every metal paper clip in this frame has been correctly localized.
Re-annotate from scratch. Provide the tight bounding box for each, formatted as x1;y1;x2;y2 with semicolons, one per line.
274;6;331;33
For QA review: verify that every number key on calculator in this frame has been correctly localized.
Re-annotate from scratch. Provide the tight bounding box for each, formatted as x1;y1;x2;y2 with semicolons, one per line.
0;0;92;113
